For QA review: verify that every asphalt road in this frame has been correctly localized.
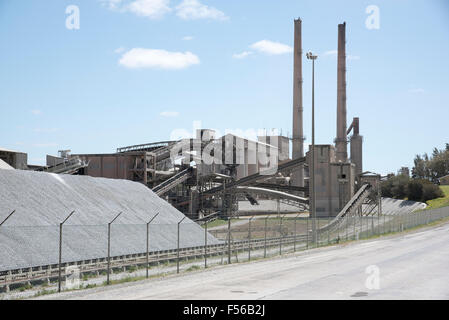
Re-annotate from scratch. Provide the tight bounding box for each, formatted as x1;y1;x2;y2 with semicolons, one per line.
37;221;449;300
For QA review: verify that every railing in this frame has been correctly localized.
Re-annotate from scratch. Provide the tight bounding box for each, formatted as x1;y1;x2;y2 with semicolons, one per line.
1;205;448;293
152;167;192;196
116;141;177;153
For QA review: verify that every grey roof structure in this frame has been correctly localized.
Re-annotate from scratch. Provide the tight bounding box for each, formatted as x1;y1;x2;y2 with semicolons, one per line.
0;159;13;170
0;169;218;271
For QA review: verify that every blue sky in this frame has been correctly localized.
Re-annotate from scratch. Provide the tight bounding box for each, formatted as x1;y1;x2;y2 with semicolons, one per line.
0;0;448;175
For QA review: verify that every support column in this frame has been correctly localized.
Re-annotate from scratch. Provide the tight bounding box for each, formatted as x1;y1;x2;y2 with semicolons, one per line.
292;18;305;187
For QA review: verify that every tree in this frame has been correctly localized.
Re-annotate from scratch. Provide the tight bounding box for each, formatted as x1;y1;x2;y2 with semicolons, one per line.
412;155;426;179
411;143;449;181
407;180;423;201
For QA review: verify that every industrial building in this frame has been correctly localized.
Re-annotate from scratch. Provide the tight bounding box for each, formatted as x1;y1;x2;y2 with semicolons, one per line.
0;147;28;170
2;19;378;221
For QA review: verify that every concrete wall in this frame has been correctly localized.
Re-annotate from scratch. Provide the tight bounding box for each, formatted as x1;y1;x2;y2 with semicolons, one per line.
309;144;355;217
0;150;28;170
350;134;363;177
74;153;141;181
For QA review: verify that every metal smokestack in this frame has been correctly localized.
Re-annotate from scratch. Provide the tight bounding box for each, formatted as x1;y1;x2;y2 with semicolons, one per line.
335;22;348;162
292;18;304;187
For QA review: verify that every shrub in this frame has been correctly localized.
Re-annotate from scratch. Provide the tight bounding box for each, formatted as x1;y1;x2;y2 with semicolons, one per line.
422;183;444;202
382;175;443;203
407;180;423;201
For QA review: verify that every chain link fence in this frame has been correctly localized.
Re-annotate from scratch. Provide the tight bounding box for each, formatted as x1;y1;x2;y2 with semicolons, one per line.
1;205;449;295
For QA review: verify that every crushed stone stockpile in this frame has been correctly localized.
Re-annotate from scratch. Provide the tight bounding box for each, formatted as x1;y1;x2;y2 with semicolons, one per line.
361;197;427;216
0;169;218;271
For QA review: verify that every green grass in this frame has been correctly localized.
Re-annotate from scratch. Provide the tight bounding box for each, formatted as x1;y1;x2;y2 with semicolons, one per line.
17;283;33;292
202;218;238;228
103;276;146;286
426;185;449;209
185;265;201;272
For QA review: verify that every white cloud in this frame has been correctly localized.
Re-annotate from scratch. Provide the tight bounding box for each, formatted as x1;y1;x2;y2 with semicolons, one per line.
176;0;228;21
232;51;253;59
182;36;194;41
323;49;360;60
102;0;171;19
102;0;227;21
102;0;123;10
348;55;360;60
31;109;42;115
409;88;425;93
323;50;338;56
126;0;171;19
250;40;292;55
160;111;180;117
119;48;200;69
114;47;126;54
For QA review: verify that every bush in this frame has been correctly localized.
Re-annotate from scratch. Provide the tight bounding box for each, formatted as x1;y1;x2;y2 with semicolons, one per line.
381;180;393;198
407;180;423;201
381;174;408;199
422;183;444;202
382;175;443;203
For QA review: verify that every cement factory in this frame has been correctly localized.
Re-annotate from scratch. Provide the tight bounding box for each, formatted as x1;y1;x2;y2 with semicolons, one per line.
1;19;408;295
2;20;379;220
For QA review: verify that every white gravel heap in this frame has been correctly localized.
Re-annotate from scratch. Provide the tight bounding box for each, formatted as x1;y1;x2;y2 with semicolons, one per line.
0;169;218;271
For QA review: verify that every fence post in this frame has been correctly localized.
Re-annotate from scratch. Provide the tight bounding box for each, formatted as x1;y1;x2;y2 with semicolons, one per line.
360;214;363;239
177;217;186;274
264;216;268;258
367;215;370;236
352;215;356;240
337;216;340;242
204;220;208;268
346;216;349;241
107;211;122;285
306;217;309;249
248;216;254;261
227;217;231;264
279;215;285;255
294;213;300;252
146;213;159;278
58;210;76;293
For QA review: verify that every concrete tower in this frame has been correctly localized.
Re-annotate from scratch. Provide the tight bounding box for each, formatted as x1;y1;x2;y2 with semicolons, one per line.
335;22;348;162
349;117;363;176
291;18;304;187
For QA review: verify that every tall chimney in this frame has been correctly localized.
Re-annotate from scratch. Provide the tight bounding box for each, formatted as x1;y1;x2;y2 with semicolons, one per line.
349;117;363;176
291;18;304;187
335;22;348;162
